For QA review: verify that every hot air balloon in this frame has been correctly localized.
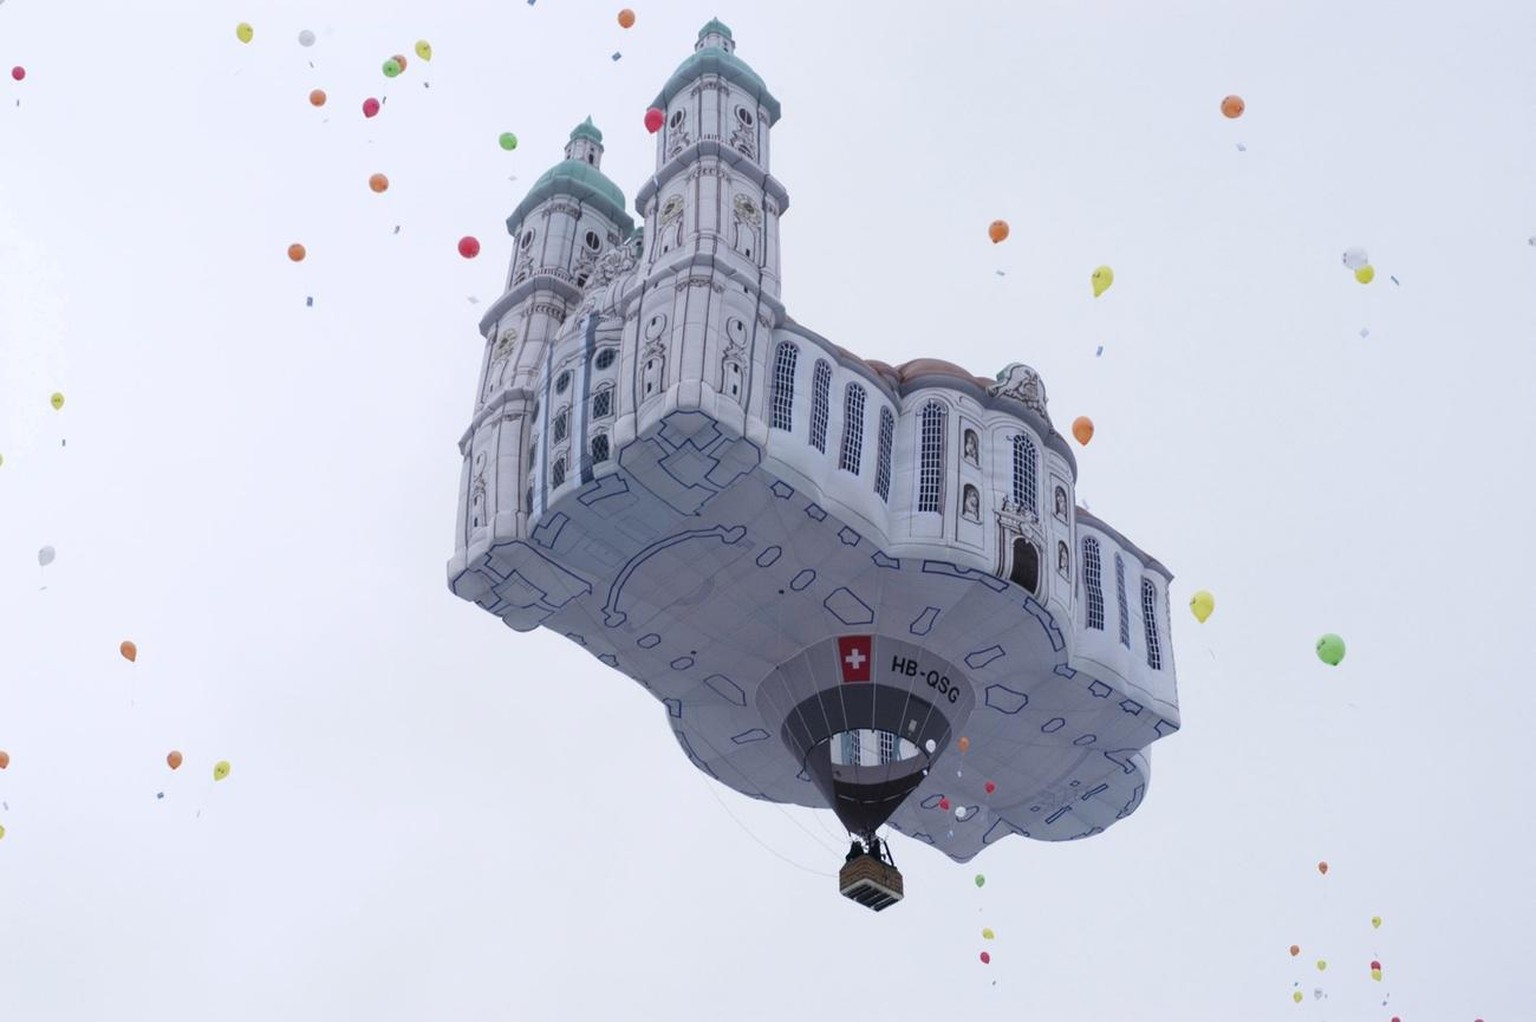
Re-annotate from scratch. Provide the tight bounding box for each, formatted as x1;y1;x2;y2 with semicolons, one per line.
988;220;1009;244
1072;416;1094;445
1220;95;1245;118
120;640;137;663
1316;635;1345;666
1091;265;1114;297
1190;590;1214;623
448;24;1181;913
644;107;664;133
167;750;183;770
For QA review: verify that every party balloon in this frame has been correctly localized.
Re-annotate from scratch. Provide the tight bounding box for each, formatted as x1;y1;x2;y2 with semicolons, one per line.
362;97;380;118
1071;416;1094;445
458;236;481;259
287;243;307;262
1316;634;1345;666
1317;860;1329;874
120;640;137;663
1091;265;1114;297
499;132;519;151
954;805;967;819
369;173;389;193
1354;265;1375;284
213;760;231;781
1289;945;1300;957
1221;95;1245;118
1370;960;1381;970
415;40;433;61
644;107;664;133
38;545;55;566
383;58;402;78
236;23;254;44
1316;960;1327;971
0;824;5;840
1342;247;1369;271
957;736;970;754
984;780;996;795
924;739;936;754
974;873;985;888
982;927;995;940
308;89;327;107
10;66;25;82
618;9;636;28
988;220;1009;244
1293;992;1303;1004
298;29;316;47
979;951;991;964
1190;590;1215;623
392;54;408;72
1371;915;1382;929
938;797;950;811
167;750;183;770
50;392;64;410
0;750;9;769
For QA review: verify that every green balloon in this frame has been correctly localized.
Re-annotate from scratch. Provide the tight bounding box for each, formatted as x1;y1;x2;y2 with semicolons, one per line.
499;132;518;151
1316;633;1346;666
974;873;986;888
382;58;402;78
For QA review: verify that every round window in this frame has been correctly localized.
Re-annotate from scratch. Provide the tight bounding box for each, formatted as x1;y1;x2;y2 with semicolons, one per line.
595;348;617;371
669;109;684;129
585;230;601;251
520;230;534;249
555;371;571;394
735;106;754;126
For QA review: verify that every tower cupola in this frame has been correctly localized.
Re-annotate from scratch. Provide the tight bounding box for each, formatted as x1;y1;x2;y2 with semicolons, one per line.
564;116;604;167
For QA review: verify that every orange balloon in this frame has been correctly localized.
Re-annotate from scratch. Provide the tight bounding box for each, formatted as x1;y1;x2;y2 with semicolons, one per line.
1289;944;1300;957
1317;860;1329;875
617;8;636;28
120;640;138;663
288;243;307;262
392;54;408;72
1072;416;1094;445
369;173;390;193
987;220;1009;244
0;750;9;769
167;750;183;770
957;736;970;754
309;89;327;107
1220;95;1245;119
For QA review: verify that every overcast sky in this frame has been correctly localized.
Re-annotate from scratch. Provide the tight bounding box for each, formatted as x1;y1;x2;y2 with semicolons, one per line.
3;1;1534;1019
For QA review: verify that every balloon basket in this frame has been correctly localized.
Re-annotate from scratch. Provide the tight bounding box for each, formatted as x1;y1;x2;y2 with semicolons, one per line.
839;854;904;912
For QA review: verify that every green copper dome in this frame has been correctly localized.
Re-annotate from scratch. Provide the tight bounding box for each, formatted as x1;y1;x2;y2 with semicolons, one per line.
569;116;603;145
651;24;780;125
505;158;634;237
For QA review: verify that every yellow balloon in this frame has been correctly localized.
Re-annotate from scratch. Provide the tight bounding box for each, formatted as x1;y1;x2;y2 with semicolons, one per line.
1189;590;1215;623
981;927;995;940
213;760;231;781
1371;968;1383;981
0;823;5;840
1091;265;1115;297
50;392;64;410
1355;265;1375;284
415;40;433;61
1316;959;1327;971
1371;915;1382;928
1292;991;1303;1004
236;22;254;44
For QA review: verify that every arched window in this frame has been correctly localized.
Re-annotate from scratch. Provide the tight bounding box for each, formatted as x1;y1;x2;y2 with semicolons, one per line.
1141;578;1163;670
591;386;613;420
591;433;610;464
552;408;569;443
875;408;894;501
551;456;566;490
809;360;832;453
918;401;946;513
770;342;798;431
839;383;866;474
1082;537;1105;631
1011;434;1038;513
1115;554;1130;647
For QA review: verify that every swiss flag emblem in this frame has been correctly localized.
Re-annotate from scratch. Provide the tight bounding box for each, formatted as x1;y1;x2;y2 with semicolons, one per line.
837;635;873;683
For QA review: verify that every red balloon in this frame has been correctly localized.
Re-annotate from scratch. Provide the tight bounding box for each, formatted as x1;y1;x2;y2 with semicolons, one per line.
1370;960;1381;970
644;107;664;133
362;97;380;118
984;780;996;795
458;236;481;259
937;797;950;811
10;66;25;82
979;951;991;964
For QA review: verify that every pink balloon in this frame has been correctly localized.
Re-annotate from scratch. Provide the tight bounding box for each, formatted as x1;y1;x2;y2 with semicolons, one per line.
984;780;996;795
979;951;991;965
10;66;25;82
458;236;481;259
644;107;664;133
362;97;380;118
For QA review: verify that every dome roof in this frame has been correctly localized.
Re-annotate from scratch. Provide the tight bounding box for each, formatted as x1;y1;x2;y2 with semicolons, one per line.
894;358;993;389
651;27;781;124
505;157;634;236
698;17;733;42
569;116;603;145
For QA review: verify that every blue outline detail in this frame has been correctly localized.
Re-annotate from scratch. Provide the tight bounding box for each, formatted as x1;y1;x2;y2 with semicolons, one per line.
1088;680;1113;698
730;728;769;744
770;481;794;499
984;685;1029;714
637;633;661;649
663;698;682;718
530;511;570;550
837;526;860;546
576;472;631;506
804;503;827;522
966;645;1006;670
755;545;782;568
704;674;746;706
921;560;1010;593
602;524;747;626
824;587;874;626
1040;717;1066;733
790;569;815;591
1073;734;1098;746
909;607;940;635
670;656;695;670
871;551;900;569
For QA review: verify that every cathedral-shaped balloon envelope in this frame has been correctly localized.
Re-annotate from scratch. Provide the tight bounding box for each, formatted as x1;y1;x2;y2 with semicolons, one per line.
448;21;1181;909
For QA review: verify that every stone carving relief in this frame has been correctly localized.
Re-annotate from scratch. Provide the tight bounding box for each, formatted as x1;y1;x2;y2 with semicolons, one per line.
989;362;1050;420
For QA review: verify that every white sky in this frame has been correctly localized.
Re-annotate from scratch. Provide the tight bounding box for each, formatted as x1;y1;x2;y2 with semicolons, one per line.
2;1;1534;1019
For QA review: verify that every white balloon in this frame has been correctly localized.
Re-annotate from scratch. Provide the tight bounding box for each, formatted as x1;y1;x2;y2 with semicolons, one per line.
37;545;55;566
923;739;936;754
298;29;316;47
1342;246;1369;271
954;806;967;819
